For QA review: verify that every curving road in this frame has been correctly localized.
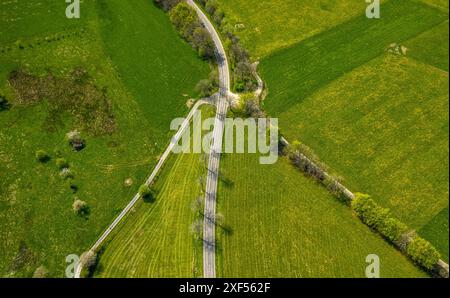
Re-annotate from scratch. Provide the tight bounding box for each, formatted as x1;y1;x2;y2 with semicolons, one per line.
186;0;230;278
74;99;209;278
76;0;230;278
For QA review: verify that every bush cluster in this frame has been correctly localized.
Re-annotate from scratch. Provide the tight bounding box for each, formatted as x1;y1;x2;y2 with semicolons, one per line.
406;236;441;270
351;193;408;242
168;2;215;60
35;150;49;162
198;0;258;93
352;193;440;270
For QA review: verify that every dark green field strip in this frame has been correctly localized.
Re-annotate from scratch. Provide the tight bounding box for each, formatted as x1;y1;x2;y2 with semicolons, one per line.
260;0;448;115
405;20;449;71
0;0;96;44
96;0;209;145
419;206;449;262
216;153;427;278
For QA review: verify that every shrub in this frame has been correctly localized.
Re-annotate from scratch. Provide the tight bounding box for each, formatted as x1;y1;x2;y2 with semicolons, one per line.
35;150;49;162
205;0;218;15
351;193;408;242
169;3;200;42
56;158;69;169
406;236;441;270
32;266;48;278
72;199;88;215
66;130;85;151
80;250;97;269
60;168;74;179
139;184;155;200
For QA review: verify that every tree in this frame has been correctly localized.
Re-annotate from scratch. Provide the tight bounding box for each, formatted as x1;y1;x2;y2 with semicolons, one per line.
72;199;88;215
80;250;97;269
406;236;441;270
66;130;86;151
196;79;214;97
205;0;218;15
56;157;69;169
139;184;155;201
169;3;200;41
192;27;215;59
32;266;48;278
35;150;49;162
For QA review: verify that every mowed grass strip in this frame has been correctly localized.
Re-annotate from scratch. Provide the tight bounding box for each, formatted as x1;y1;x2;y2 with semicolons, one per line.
95;152;204;278
216;152;427;278
419;206;449;262
96;0;210;141
405;20;449;71
277;54;449;244
260;0;448;115
216;0;374;58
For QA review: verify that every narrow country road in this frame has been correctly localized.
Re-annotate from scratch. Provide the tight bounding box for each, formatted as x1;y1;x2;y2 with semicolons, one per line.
187;0;230;278
74;99;209;278
75;0;230;278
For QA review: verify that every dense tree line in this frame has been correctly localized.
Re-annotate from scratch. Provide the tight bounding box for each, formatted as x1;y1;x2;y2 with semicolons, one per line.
168;2;215;61
352;193;441;271
197;0;258;93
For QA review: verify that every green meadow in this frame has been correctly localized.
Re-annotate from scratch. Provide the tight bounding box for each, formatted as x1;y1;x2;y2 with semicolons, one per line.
0;0;208;277
216;152;427;277
258;0;449;258
216;0;379;59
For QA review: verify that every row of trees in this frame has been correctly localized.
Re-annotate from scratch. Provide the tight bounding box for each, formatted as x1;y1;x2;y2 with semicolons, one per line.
284;140;442;273
352;193;441;271
197;0;258;93
168;2;215;60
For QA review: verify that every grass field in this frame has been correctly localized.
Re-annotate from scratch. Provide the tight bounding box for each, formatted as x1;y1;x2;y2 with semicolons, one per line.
419;206;449;262
216;0;384;59
259;0;449;260
95;107;214;277
260;0;448;115
216;152;427;277
0;0;209;277
405;20;449;71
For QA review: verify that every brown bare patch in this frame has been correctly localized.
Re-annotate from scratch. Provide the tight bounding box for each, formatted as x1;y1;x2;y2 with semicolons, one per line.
8;68;116;136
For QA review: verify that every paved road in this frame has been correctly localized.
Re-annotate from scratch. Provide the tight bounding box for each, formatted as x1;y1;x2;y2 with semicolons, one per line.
187;0;230;278
74;99;209;278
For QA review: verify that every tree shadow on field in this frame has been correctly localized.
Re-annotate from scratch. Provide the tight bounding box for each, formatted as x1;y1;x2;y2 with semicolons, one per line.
219;173;234;188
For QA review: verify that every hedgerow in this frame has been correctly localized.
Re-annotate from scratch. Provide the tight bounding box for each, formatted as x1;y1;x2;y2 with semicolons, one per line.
352;193;441;270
